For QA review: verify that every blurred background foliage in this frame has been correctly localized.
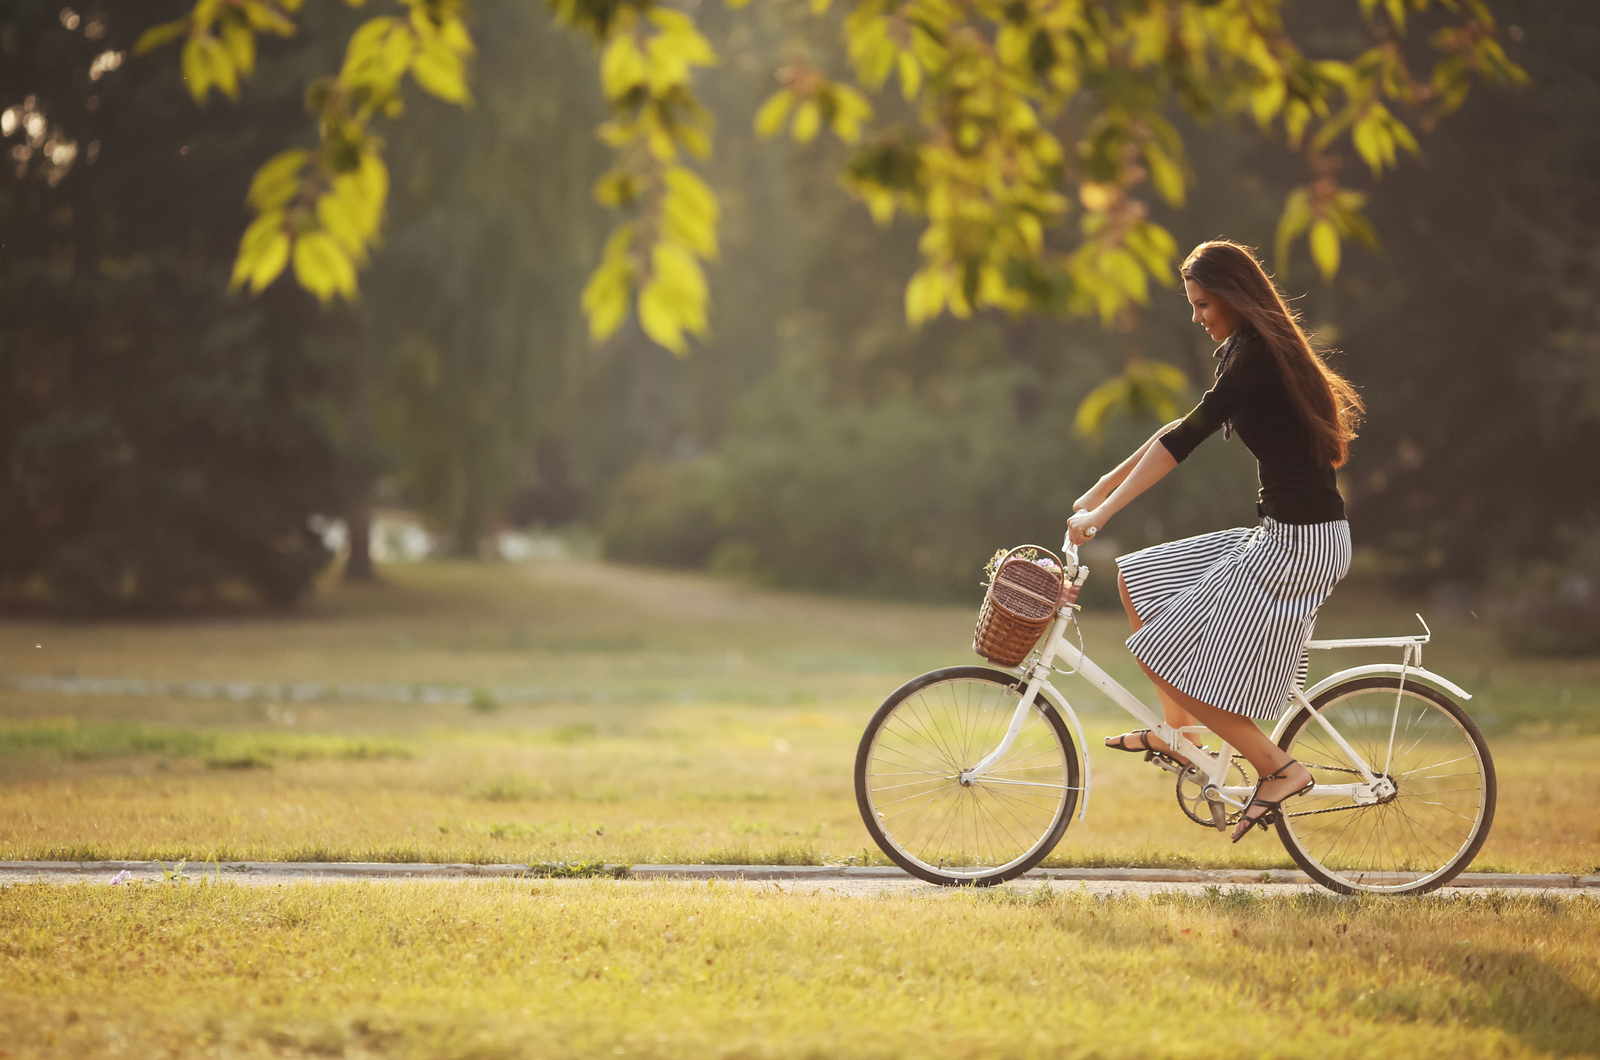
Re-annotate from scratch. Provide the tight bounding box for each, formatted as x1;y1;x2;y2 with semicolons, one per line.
2;0;1598;652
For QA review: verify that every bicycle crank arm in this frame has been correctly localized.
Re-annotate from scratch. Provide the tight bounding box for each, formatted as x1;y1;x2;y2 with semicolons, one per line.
1204;789;1230;831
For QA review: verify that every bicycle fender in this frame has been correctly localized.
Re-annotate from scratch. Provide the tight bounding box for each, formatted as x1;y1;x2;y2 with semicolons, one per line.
1273;664;1474;742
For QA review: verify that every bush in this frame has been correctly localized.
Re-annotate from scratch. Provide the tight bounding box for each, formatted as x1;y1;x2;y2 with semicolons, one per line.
598;459;721;569
1497;535;1600;656
599;367;1259;603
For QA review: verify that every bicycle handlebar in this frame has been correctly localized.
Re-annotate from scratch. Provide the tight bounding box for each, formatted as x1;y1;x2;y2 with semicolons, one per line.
1061;508;1092;567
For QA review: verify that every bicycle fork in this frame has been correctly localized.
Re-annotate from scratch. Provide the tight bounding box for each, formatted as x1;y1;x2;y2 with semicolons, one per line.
960;664;1053;786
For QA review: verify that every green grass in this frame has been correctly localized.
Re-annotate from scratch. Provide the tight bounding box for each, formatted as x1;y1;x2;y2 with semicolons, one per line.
2;880;1597;1060
1;557;1598;873
0;718;411;769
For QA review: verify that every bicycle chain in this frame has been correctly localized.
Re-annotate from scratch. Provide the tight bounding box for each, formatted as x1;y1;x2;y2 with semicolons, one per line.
1281;762;1391;820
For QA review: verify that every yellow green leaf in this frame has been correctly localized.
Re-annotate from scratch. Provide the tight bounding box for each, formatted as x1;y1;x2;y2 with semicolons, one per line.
247;231;291;293
436;15;475;56
316;193;367;259
600;35;648;99
220;18;256;78
341;16;401;82
292;230;357;304
791;99;821;144
1284;99;1312;150
245;149;308;211
593;171;638;208
1351;113;1383;175
581;225;636;342
662;166;721;259
1383;0;1407;35
134;19;189;56
1073;375;1133;441
582;264;631;342
754;90;795;138
411;41;472;105
180;36;214;101
898;52;922;101
1309;219;1341;281
230;210;283;290
650;242;709;323
638;281;686;355
241;1;297;36
1274;187;1313;272
1143;141;1185;207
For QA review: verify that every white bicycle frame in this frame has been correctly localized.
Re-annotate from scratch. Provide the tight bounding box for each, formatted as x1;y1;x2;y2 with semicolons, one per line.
959;534;1474;825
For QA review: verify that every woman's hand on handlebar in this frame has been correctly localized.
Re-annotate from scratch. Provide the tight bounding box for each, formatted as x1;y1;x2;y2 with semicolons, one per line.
1067;507;1107;547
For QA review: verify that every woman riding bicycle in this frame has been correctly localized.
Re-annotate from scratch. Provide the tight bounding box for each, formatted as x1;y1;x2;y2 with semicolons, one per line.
1066;239;1364;843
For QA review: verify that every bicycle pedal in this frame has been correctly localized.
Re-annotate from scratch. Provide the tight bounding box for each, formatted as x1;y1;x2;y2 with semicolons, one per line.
1145;751;1186;777
1207;799;1229;831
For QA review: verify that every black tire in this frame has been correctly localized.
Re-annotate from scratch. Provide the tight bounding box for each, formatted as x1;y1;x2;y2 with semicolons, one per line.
855;666;1080;886
1275;676;1497;895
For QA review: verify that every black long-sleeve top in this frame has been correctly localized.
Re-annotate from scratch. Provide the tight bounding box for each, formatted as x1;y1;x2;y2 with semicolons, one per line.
1158;324;1346;525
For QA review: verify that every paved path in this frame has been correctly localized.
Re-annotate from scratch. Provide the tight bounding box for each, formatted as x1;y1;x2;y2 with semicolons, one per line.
3;861;1595;898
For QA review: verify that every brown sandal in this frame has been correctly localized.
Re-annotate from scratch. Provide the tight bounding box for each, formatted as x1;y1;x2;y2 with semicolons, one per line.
1230;761;1315;843
1104;729;1192;769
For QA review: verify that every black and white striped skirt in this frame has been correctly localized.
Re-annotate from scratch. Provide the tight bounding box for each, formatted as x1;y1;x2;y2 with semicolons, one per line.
1116;518;1351;720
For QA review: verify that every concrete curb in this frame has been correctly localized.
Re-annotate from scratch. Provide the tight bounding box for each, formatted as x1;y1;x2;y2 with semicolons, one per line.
2;861;1595;889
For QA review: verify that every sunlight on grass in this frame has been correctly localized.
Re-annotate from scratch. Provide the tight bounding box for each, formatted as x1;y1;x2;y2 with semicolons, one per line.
1;559;1598;873
0;719;410;770
2;880;1596;1060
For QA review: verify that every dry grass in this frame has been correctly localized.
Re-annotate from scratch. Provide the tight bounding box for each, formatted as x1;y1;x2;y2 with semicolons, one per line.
1;557;1596;872
2;880;1597;1060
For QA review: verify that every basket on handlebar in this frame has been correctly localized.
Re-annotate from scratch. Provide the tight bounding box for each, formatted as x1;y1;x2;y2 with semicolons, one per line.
973;545;1072;667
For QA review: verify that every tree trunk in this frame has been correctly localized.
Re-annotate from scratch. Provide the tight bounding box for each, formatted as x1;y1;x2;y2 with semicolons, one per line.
344;502;378;582
450;445;487;558
343;395;380;583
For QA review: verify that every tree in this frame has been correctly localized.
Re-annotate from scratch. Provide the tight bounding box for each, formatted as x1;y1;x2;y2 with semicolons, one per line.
139;0;1525;422
0;0;346;612
353;1;607;554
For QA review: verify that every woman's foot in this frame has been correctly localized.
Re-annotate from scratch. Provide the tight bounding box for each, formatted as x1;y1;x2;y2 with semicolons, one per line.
1230;760;1315;842
1104;729;1191;769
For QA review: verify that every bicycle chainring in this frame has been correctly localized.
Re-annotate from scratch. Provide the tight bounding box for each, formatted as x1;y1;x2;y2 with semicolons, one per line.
1176;757;1253;828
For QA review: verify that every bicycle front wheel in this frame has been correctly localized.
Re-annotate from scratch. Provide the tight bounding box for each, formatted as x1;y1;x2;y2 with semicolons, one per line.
855;666;1079;887
1276;676;1496;895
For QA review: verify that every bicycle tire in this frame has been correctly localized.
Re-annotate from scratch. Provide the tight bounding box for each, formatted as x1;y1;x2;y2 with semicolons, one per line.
1274;676;1496;895
855;666;1080;887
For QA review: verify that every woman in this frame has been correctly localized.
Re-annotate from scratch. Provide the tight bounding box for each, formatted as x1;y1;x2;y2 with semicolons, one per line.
1066;240;1363;842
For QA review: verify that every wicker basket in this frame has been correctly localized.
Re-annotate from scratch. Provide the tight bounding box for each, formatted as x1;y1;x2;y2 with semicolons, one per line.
973;545;1068;666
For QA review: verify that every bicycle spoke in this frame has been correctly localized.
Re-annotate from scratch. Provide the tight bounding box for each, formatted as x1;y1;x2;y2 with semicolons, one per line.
1276;681;1493;893
861;672;1075;878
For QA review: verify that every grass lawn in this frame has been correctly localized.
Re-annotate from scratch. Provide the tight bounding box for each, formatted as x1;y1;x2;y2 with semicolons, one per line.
2;555;1598;873
3;880;1597;1060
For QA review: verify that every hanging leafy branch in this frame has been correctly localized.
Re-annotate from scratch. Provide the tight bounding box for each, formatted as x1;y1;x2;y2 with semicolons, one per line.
135;0;474;304
757;0;1525;433
141;0;1524;420
562;0;721;354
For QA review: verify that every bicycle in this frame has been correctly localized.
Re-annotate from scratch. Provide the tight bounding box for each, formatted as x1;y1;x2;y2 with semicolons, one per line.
854;533;1497;895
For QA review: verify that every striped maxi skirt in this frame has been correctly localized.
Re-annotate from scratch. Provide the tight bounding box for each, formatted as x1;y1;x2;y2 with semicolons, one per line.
1116;518;1352;721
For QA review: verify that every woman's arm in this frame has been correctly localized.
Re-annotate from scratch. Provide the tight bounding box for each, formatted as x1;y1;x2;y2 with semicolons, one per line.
1071;419;1184;512
1067;440;1179;546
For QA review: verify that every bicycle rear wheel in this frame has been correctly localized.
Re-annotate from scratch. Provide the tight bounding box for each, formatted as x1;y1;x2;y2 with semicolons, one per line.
1275;676;1496;895
855;666;1079;886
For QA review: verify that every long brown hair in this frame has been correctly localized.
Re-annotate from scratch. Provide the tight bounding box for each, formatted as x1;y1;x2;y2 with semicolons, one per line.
1182;240;1364;468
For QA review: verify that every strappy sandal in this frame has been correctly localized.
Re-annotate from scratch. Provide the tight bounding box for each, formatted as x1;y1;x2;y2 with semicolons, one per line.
1230;760;1315;843
1104;729;1192;770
